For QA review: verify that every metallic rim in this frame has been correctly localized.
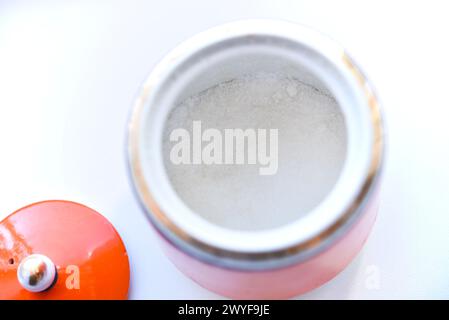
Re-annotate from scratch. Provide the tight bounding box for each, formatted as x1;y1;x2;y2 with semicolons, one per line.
127;31;384;269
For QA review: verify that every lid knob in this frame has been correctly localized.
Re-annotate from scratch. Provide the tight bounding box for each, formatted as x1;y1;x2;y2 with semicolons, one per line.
17;254;57;292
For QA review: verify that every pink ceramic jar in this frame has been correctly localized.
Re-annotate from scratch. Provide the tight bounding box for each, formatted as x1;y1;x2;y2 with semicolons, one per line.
127;20;384;299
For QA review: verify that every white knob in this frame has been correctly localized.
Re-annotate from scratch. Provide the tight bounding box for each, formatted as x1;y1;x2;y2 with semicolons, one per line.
17;254;57;293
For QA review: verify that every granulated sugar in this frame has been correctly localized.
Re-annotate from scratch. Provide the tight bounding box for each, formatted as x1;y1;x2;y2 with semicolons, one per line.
163;73;346;231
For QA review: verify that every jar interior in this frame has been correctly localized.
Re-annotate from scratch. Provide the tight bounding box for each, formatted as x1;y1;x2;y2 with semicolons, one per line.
161;48;348;231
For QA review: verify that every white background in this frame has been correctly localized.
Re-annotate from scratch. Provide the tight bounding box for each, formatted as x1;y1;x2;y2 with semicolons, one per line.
1;0;448;299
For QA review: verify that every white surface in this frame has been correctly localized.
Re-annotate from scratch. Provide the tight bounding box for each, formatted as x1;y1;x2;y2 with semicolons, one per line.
0;0;448;299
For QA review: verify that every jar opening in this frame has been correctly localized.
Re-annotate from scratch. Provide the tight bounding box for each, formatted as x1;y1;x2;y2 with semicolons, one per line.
129;20;383;269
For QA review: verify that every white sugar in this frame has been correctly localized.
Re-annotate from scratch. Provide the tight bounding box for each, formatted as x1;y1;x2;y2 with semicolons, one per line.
163;73;346;231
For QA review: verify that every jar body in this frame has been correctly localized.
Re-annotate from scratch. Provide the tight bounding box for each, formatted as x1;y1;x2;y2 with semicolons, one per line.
128;20;384;299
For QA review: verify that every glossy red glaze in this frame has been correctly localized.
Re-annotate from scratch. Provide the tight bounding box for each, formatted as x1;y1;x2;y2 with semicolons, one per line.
0;200;129;299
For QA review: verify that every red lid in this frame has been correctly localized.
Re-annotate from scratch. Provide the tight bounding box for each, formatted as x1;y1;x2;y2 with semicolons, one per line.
0;200;130;299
